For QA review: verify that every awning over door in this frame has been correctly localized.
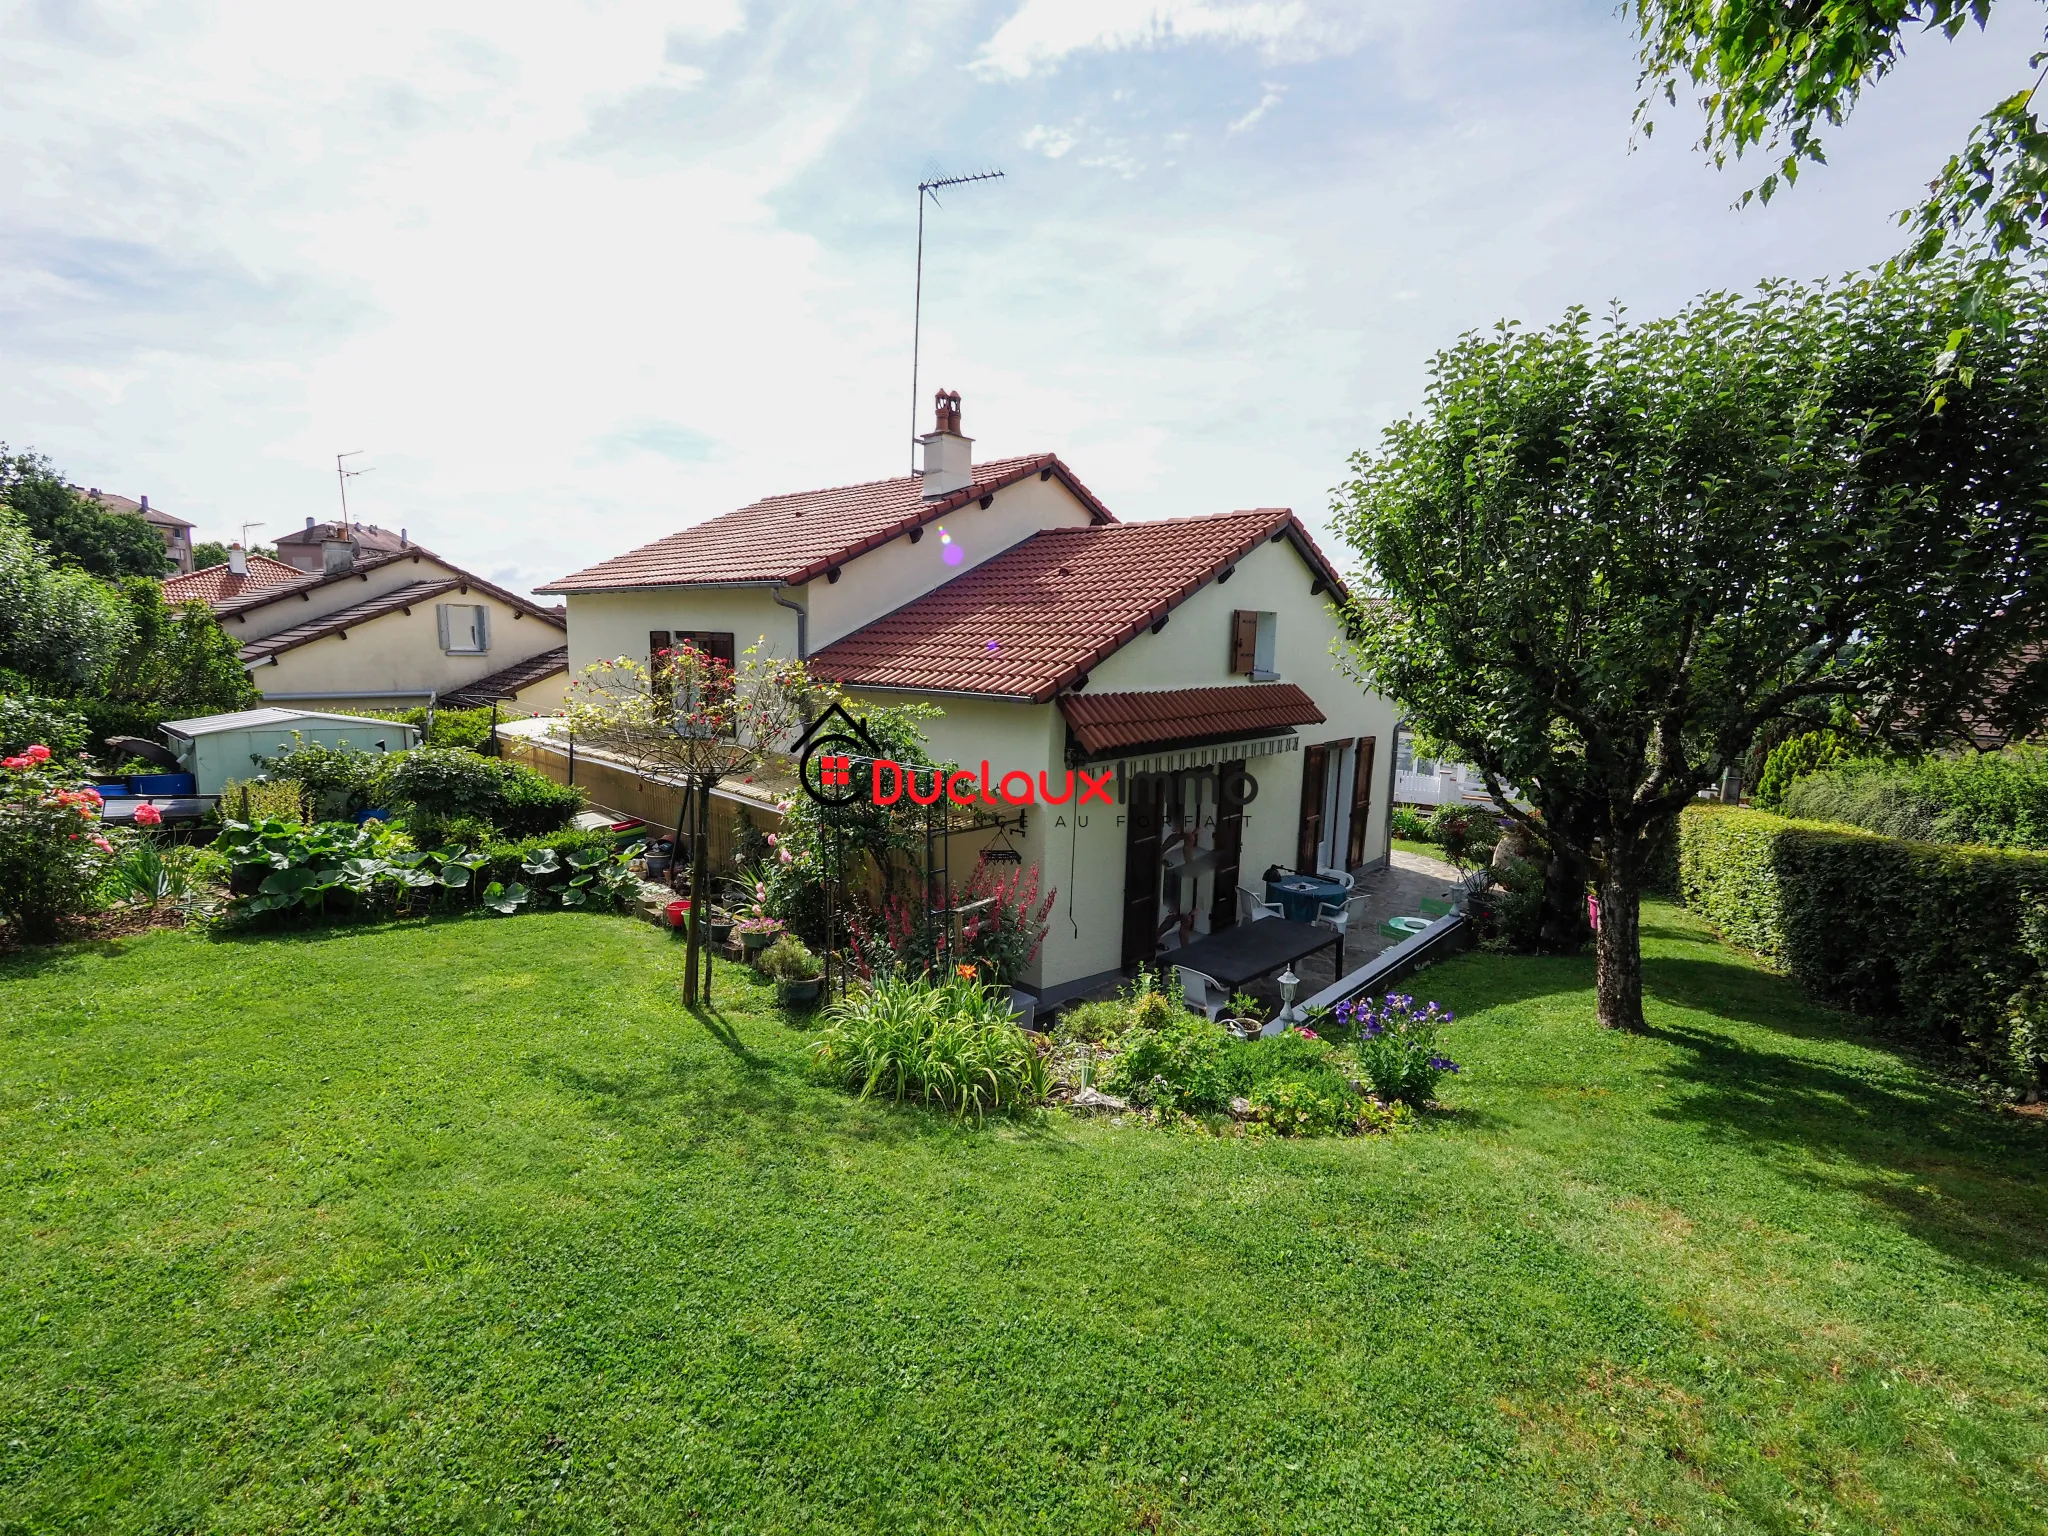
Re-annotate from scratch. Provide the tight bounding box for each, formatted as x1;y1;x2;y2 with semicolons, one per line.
1059;682;1326;758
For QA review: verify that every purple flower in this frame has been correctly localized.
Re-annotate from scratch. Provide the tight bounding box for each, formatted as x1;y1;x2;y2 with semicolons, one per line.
1428;1056;1460;1073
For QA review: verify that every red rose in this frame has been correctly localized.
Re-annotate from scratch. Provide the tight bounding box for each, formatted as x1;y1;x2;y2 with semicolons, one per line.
24;744;50;763
135;803;163;827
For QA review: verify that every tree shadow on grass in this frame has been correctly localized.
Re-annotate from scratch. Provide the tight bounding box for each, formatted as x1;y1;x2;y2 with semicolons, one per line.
1636;979;2048;1285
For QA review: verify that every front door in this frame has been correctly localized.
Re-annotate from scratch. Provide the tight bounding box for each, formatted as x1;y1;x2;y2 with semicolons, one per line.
1121;773;1165;969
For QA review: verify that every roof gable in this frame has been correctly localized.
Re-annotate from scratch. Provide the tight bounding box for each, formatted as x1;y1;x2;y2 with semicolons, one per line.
208;547;565;629
536;454;1115;593
810;509;1347;703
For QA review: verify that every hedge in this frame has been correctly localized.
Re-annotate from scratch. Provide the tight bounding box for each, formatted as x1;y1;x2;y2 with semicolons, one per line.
1679;804;2048;1089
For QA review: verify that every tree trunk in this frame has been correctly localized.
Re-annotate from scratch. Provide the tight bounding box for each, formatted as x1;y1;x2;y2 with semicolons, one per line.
1538;843;1589;951
1593;866;1645;1031
682;777;712;1005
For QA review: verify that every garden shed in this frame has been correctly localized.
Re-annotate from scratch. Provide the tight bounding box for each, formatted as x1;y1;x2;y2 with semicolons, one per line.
160;708;421;794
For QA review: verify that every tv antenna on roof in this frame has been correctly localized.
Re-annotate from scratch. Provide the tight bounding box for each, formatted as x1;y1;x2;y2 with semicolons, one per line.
910;167;1005;474
335;451;371;536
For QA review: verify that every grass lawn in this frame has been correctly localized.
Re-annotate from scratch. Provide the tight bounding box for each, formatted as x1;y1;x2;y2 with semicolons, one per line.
1391;836;1450;863
2;905;2045;1534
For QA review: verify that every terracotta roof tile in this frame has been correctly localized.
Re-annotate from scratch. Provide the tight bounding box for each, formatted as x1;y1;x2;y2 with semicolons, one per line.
535;454;1116;593
1059;683;1326;755
162;554;304;607
442;647;570;708
811;509;1343;702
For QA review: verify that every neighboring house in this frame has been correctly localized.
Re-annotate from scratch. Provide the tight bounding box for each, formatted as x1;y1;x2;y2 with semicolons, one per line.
165;541;570;715
1391;731;1523;811
274;517;410;574
75;487;195;573
535;393;1398;999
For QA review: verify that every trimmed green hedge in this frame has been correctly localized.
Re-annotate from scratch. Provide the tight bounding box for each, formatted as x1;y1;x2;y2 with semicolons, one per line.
1679;805;2048;1088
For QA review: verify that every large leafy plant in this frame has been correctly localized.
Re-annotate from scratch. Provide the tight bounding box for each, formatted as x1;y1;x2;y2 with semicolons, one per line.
809;975;1046;1120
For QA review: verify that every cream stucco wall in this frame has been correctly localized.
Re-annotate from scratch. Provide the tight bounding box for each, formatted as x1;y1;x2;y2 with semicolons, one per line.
251;592;565;706
561;587;801;682
805;474;1097;648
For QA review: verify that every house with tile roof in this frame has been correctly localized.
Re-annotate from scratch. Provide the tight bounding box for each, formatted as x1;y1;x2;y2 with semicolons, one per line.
76;488;197;573
537;393;1397;998
168;540;569;716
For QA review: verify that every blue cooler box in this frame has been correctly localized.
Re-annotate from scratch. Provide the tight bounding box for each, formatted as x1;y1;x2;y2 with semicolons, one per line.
126;772;197;796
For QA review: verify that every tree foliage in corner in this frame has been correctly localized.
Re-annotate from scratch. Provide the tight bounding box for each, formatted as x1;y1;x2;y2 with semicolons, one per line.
1334;261;2048;1032
0;446;170;579
1631;2;2048;287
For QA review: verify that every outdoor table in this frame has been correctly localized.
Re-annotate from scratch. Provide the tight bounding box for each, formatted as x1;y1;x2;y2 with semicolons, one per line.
1266;873;1349;924
1158;917;1341;992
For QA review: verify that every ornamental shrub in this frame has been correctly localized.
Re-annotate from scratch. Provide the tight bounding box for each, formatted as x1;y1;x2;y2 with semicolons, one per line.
376;747;583;837
1781;747;2048;849
0;693;87;759
0;746;122;940
810;975;1046;1119
1102;1010;1233;1113
1752;729;1856;811
1679;804;2048;1090
1337;993;1461;1105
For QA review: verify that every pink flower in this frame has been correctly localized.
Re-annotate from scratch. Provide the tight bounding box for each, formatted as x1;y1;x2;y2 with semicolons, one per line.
766;832;778;846
1;756;28;770
134;803;163;827
778;848;792;863
24;744;50;763
91;836;113;853
1298;1027;1320;1041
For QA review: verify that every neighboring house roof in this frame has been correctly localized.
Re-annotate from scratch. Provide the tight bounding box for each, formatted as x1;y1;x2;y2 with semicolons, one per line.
240;580;460;663
1059;683;1327;756
440;646;571;708
536;453;1116;593
162;554;304;606
210;547;566;628
810;509;1350;702
75;488;194;532
276;520;408;553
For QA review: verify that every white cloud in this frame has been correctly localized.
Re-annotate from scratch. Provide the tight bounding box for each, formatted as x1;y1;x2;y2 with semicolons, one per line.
972;0;1323;80
1227;84;1286;134
1023;123;1079;158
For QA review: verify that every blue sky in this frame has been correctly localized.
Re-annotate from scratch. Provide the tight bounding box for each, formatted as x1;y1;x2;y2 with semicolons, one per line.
0;0;2032;596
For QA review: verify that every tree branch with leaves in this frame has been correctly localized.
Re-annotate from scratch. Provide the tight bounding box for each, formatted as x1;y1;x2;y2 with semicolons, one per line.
1335;261;2048;1031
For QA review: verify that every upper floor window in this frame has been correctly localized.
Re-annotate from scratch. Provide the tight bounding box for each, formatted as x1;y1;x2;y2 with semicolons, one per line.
438;603;491;655
1230;610;1278;680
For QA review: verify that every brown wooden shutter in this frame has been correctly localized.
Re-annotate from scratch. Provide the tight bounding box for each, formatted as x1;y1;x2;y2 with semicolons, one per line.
1121;776;1165;968
1229;610;1258;674
1209;760;1245;931
1296;743;1328;873
649;631;673;708
649;629;672;661
1346;736;1377;870
705;632;736;669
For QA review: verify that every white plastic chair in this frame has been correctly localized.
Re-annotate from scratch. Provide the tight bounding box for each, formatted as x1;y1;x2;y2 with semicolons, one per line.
1237;885;1284;924
1178;966;1229;1023
1315;893;1369;970
1315;867;1356;893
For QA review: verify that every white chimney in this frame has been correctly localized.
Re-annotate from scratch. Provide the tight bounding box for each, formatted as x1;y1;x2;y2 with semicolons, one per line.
321;538;355;575
919;389;973;499
228;543;248;575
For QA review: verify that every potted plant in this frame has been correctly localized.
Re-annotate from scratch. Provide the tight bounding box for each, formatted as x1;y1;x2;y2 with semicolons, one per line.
758;935;823;1006
736;914;784;957
707;906;735;946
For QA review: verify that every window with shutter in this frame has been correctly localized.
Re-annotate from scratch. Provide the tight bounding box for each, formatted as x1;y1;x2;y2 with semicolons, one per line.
1229;610;1258;673
1346;737;1377;870
1296;744;1328;873
438;603;490;654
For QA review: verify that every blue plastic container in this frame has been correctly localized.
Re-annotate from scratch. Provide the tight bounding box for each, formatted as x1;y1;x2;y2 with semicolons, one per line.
126;772;197;796
93;783;129;798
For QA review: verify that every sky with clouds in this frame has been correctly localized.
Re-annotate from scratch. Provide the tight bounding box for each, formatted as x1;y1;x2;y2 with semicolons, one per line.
1;0;2033;596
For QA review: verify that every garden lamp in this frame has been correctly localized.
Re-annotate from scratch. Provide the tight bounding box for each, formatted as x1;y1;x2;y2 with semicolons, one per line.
1278;966;1299;1025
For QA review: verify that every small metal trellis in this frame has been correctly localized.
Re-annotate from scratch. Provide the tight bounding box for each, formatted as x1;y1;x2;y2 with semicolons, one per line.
812;757;1023;1004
